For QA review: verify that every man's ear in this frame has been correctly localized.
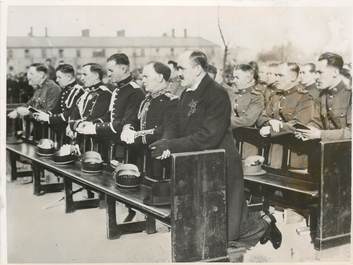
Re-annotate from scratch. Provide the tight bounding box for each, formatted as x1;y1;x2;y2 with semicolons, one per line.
121;65;129;74
195;64;203;76
157;73;164;83
332;68;340;78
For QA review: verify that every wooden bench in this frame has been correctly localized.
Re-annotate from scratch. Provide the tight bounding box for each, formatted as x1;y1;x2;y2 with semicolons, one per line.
7;141;230;262
233;127;351;250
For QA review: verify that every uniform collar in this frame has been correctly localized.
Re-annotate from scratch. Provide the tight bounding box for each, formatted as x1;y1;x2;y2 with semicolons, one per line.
326;79;344;95
277;84;298;95
37;77;48;89
64;80;77;90
185;72;207;92
235;81;256;94
146;86;169;99
116;75;132;88
86;81;102;91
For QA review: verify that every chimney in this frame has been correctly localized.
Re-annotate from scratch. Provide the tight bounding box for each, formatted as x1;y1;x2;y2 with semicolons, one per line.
81;29;90;37
45;27;48;37
184;28;187;38
28;26;33;37
117;30;125;37
171;28;175;38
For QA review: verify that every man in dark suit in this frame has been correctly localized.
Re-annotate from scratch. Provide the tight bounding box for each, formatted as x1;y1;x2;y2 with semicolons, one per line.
149;51;280;248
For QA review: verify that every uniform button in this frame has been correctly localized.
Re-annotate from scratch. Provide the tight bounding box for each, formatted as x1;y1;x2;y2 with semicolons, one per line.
283;97;286;100
329;95;333;98
328;107;332;111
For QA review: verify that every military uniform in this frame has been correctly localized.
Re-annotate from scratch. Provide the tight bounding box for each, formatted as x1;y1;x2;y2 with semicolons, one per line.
135;91;178;179
305;82;320;103
69;82;112;153
230;85;265;128
257;84;321;130
319;80;351;140
263;83;277;107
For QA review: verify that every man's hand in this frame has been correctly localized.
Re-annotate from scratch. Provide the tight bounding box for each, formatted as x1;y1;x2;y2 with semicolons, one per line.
8;109;18;119
259;126;271;137
66;125;76;139
268;119;283;133
120;125;136;144
149;139;171;159
295;126;321;140
16;106;30;117
76;121;96;135
33;112;50;123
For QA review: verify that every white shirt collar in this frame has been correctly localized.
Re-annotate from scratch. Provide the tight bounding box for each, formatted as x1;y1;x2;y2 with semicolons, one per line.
185;72;207;92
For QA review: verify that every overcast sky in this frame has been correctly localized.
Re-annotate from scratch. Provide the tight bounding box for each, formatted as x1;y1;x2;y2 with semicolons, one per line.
7;5;352;57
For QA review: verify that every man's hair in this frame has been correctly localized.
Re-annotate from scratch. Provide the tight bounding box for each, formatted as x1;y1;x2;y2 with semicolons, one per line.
167;60;178;69
302;63;316;73
56;64;75;76
29;63;48;74
107;53;130;66
207;65;217;76
268;62;279;68
284;62;300;77
82;63;105;80
235;63;258;82
148;61;171;81
45;58;52;63
189;51;208;71
318;52;344;71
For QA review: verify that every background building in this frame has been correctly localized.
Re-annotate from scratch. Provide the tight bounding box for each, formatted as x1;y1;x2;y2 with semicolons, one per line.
7;28;220;72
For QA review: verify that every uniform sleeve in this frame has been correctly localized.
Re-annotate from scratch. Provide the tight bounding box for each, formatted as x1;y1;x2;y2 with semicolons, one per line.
167;88;231;153
231;94;264;128
289;94;322;128
46;84;62;112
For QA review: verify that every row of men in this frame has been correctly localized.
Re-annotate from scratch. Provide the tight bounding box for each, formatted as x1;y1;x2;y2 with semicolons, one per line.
228;53;351;141
8;51;282;249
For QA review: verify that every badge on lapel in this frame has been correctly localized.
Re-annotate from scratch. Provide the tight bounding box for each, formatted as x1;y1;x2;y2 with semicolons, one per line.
187;99;198;117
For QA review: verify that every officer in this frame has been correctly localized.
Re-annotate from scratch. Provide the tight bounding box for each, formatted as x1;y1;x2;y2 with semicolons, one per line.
230;63;265;129
263;63;279;106
120;61;178;179
296;52;351;141
299;63;320;101
149;51;280;249
33;64;84;145
167;60;184;97
68;63;112;152
76;54;145;160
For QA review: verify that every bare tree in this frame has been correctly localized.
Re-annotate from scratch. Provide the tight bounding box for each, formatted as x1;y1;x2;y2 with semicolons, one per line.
217;6;229;83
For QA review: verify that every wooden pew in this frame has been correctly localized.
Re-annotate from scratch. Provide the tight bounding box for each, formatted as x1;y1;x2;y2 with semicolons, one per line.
6;141;228;262
233;127;351;250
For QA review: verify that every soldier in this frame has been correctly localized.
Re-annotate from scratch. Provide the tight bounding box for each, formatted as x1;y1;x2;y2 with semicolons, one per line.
8;63;61;119
76;54;145;160
67;63;111;152
167;60;184;97
120;61;178;179
230;64;265;129
299;63;320;101
296;52;351;141
33;64;84;145
149;51;280;249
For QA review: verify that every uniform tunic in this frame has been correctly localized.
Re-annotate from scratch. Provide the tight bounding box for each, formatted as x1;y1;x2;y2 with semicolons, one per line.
319;80;351;140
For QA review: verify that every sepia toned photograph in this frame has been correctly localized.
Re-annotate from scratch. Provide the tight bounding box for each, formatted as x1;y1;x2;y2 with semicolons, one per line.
3;1;352;263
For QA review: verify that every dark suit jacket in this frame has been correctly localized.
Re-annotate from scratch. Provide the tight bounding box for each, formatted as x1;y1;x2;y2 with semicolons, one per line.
165;74;244;241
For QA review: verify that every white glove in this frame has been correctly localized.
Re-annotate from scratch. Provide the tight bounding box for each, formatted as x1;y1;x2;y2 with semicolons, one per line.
33;111;50;123
121;125;136;144
268;119;283;133
66;125;76;139
8;109;18;119
16;106;30;117
76;121;96;135
259;126;271;137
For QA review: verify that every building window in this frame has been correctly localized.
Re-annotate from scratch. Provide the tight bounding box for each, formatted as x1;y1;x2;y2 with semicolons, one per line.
92;49;105;57
76;49;81;58
58;49;64;58
170;48;175;55
8;49;13;59
24;49;30;58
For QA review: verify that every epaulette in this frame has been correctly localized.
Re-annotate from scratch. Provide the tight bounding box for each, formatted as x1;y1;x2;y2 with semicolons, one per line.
73;84;84;91
164;91;179;100
296;85;308;94
129;81;140;89
251;90;263;95
99;85;112;93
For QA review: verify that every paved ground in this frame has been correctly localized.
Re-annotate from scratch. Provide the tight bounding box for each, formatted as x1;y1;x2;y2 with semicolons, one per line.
5;171;351;263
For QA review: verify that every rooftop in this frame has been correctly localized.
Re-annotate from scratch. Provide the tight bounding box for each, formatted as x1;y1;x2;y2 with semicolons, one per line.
7;36;219;49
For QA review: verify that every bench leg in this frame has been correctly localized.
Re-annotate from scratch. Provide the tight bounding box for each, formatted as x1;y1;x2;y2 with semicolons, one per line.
64;178;75;213
145;214;156;234
32;164;42;196
87;189;95;198
105;195;146;240
9;151;18;182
